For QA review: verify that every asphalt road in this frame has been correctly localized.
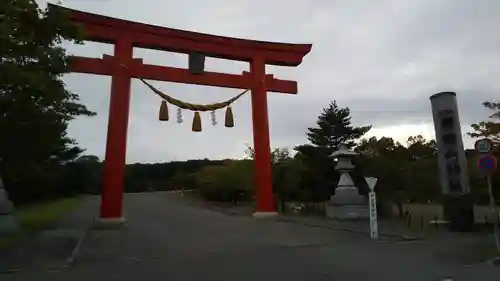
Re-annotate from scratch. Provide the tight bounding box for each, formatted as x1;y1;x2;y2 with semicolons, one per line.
2;192;499;281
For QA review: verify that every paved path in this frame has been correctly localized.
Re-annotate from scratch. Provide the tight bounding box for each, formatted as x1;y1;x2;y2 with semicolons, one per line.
1;192;499;280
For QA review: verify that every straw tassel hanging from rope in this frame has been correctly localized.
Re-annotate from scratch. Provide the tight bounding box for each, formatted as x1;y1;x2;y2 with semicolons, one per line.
140;78;248;132
158;100;169;121
224;107;234;128
192;112;202;132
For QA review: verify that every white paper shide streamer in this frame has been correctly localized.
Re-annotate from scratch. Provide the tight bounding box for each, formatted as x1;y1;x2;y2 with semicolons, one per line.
210;111;217;126
176;107;183;124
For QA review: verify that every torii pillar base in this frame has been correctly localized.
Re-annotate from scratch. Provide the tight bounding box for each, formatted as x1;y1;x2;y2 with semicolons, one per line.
93;217;127;229
253;212;278;218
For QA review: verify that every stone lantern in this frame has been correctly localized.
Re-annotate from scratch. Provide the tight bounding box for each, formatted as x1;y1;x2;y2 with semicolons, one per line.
325;144;369;220
0;175;19;233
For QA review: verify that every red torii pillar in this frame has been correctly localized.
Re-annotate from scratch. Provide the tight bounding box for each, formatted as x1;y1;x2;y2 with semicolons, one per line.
54;4;311;222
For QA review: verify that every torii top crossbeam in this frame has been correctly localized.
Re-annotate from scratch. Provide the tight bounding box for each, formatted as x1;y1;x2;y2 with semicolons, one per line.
54;4;311;93
66;5;311;66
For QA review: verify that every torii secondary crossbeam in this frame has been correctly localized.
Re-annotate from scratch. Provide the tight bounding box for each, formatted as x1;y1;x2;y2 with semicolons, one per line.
52;4;311;221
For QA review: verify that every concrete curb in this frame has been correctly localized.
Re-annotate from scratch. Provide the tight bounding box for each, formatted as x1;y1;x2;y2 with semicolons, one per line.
277;217;423;242
491;256;500;267
63;208;98;268
63;220;91;268
461;256;500;270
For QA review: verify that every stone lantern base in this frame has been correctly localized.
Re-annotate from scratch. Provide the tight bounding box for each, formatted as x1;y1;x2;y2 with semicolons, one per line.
0;188;19;234
326;186;369;220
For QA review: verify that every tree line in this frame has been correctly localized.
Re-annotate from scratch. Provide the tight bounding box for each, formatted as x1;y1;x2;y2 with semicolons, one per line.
1;0;498;210
181;101;499;216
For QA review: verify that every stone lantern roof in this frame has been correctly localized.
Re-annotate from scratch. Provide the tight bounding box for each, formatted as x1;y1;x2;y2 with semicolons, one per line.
331;144;358;158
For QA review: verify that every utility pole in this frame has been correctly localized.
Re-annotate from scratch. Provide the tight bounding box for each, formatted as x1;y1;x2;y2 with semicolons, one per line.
486;173;500;253
475;138;499;254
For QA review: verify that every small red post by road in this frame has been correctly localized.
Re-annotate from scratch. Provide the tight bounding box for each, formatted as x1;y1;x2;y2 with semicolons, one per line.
53;3;311;222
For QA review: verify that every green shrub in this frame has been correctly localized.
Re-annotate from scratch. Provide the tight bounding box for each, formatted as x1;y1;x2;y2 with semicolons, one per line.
196;160;253;203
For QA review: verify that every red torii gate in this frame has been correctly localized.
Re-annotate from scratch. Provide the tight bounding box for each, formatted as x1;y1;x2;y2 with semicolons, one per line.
53;4;311;222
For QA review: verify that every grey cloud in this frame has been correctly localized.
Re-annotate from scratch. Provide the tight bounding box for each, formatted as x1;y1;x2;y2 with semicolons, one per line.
36;0;500;162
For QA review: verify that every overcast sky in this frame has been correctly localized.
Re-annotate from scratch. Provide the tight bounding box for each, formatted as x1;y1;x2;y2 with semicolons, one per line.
40;0;500;163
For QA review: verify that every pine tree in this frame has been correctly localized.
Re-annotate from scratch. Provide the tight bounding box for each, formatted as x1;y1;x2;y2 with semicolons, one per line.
305;101;371;152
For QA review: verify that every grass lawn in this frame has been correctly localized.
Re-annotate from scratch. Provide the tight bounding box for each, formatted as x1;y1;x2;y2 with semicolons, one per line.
0;196;84;249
